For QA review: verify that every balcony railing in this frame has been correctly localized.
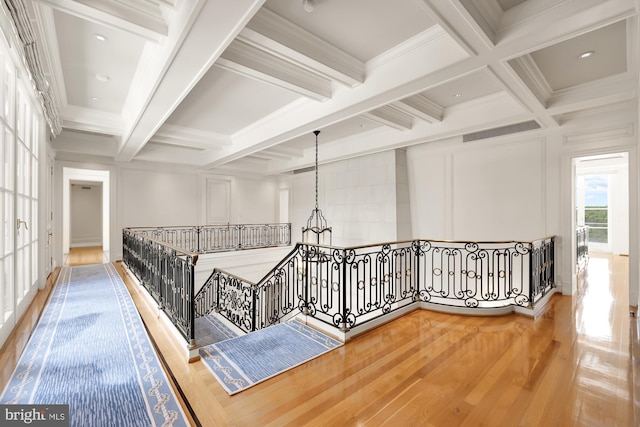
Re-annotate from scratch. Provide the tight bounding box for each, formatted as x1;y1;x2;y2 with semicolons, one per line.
127;223;291;254
123;225;555;345
194;237;555;335
122;229;197;346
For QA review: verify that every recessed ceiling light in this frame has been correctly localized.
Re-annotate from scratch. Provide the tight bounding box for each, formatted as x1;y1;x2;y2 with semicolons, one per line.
302;0;315;12
90;97;99;101
94;34;107;42
95;73;110;82
578;50;594;59
452;93;462;98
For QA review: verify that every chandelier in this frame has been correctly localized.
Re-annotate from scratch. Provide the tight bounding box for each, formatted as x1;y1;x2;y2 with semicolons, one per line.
302;130;332;245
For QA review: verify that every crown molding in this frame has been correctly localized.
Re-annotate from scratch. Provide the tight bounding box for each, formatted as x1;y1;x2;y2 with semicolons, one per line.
564;123;634;145
367;25;448;69
362;105;413;131
508;54;552;106
61;105;124;135
546;72;635;114
31;3;66;108
467;0;502;34
393;94;444;124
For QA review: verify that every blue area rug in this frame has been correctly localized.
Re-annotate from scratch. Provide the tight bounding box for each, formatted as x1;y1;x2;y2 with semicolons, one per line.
200;320;342;395
195;314;240;347
0;264;189;427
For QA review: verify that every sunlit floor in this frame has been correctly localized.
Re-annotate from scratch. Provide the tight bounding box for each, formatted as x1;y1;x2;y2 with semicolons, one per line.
572;252;632;425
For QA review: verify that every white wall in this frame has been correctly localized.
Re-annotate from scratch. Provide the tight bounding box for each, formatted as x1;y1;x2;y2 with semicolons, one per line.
232;178;278;224
119;168;200;227
409;138;545;241
70;184;102;247
291;150;405;247
406;109;637;300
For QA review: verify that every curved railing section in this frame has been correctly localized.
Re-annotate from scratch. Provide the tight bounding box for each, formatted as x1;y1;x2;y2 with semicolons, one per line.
128;223;291;254
194;237;555;335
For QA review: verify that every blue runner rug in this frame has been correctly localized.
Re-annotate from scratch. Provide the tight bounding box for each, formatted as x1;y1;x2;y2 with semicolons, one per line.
200;319;342;395
0;264;189;427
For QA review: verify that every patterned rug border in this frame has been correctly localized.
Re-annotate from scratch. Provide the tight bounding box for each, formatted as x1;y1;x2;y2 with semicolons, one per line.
200;320;343;395
0;263;189;427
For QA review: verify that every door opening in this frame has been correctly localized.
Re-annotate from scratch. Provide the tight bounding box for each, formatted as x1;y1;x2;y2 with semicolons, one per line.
62;167;110;262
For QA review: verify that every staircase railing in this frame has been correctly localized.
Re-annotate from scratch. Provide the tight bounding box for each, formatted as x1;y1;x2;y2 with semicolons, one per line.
194;245;303;333
128;223;291;254
122;223;292;345
194;236;556;334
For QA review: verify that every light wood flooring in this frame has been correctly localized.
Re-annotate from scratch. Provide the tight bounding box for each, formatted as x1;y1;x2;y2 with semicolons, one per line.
64;246;108;266
1;250;637;426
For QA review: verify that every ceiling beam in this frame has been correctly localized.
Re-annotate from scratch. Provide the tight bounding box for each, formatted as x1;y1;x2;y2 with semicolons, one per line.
115;0;266;163
242;7;364;88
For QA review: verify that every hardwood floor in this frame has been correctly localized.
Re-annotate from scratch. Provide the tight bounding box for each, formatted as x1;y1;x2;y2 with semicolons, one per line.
119;252;635;427
65;246;107;266
1;251;636;426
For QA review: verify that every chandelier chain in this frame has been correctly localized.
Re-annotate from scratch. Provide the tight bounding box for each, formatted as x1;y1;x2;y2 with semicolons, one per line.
314;130;319;209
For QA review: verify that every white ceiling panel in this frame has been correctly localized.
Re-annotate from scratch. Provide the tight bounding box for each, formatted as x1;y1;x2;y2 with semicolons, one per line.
54;10;145;113
263;0;436;62
165;67;300;134
530;20;627;91
421;69;504;108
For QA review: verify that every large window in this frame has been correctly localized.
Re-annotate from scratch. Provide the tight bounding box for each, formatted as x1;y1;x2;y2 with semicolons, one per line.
0;46;42;346
583;175;609;244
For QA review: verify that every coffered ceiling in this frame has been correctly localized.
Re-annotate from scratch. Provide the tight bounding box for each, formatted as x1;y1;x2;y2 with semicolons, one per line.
16;0;638;174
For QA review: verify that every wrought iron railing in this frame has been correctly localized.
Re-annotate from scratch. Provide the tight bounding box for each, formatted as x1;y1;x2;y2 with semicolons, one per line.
194;237;555;334
122;228;197;346
128;223;291;254
576;225;589;270
193;245;303;333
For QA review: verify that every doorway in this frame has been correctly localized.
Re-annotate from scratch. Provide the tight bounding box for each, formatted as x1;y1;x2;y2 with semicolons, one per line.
62;167;110;261
572;152;629;305
575;153;629;256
